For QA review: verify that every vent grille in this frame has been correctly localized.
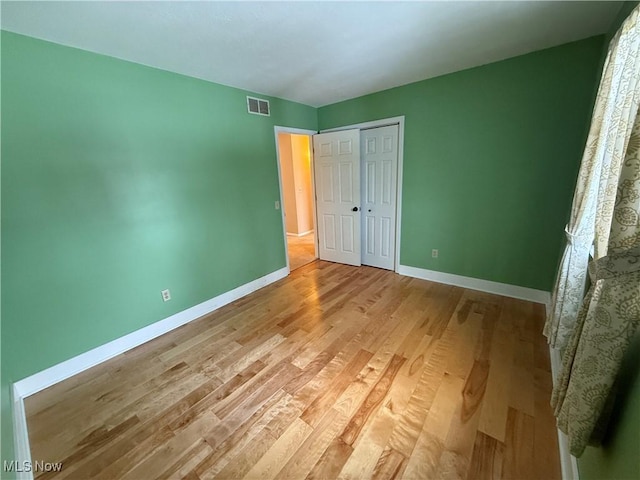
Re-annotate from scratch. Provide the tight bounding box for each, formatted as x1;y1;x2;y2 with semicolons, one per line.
247;96;270;116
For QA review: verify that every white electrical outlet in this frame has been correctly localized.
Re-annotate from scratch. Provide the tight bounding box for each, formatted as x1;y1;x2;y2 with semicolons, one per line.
432;249;439;258
275;200;280;210
161;289;171;302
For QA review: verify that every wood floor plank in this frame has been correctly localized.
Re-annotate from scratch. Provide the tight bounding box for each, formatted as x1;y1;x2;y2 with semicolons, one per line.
371;447;407;480
212;429;276;480
27;354;167;432
446;302;483;380
340;354;406;446
502;408;535;480
25;262;561;480
400;372;464;479
207;363;300;440
276;408;349;480
195;389;291;479
509;337;535;417
65;422;174;480
386;337;450;458
533;367;562;480
301;349;374;428
243;417;313;480
398;332;435;378
214;332;286;382
291;319;357;370
120;411;219;480
305;437;354;480
466;432;505;480
336;403;398;480
159;439;212;480
284;320;368;396
33;361;201;463
478;299;516;443
337;434;384;480
399;431;443;480
158;440;211;480
437;361;487;478
366;403;401;448
158;324;237;365
209;427;276;480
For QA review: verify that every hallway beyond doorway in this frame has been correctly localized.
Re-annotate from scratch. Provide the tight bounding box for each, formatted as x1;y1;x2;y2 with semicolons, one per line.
287;232;316;270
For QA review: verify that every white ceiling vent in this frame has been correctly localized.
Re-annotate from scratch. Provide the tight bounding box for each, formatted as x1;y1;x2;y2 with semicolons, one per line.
247;96;270;116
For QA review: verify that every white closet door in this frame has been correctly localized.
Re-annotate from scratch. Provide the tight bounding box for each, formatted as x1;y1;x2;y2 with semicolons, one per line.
313;129;362;266
361;125;398;270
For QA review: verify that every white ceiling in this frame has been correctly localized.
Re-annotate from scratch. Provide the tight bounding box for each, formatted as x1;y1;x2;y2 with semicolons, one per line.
1;1;622;107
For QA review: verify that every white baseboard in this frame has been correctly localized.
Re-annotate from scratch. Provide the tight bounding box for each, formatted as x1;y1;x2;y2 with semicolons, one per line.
12;384;33;480
549;345;562;385
557;430;580;480
286;230;314;237
397;265;551;305
549;347;580;480
13;266;289;399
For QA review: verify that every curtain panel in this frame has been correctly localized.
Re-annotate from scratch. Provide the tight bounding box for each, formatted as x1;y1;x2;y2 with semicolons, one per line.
544;6;640;350
552;112;640;456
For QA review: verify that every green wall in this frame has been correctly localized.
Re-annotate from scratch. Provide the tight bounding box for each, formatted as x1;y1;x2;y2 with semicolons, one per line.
578;334;640;480
1;31;317;469
319;36;605;292
578;3;640;480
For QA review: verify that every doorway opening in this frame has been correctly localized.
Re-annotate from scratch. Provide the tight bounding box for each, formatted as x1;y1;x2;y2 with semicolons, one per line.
276;130;318;271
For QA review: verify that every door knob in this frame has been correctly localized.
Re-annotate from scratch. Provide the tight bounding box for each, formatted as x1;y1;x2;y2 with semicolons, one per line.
352;207;359;212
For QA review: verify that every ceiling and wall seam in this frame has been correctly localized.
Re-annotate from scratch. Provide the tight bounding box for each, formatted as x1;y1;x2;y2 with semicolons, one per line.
0;1;622;107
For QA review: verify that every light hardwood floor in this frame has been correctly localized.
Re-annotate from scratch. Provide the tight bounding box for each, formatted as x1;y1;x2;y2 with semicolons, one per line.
287;233;316;271
25;261;560;480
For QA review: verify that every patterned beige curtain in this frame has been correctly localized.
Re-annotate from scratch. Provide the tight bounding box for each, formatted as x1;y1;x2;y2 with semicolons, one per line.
552;112;640;457
544;6;640;350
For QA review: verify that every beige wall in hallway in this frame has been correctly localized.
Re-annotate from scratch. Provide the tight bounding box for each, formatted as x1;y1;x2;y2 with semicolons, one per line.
290;134;314;234
278;132;298;234
278;133;314;235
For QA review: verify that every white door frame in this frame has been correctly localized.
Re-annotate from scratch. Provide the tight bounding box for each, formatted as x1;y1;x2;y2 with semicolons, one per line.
320;116;405;273
274;126;318;274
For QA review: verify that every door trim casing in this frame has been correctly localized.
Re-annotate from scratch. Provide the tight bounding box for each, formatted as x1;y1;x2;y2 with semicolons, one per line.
274;126;318;274
320;116;405;273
